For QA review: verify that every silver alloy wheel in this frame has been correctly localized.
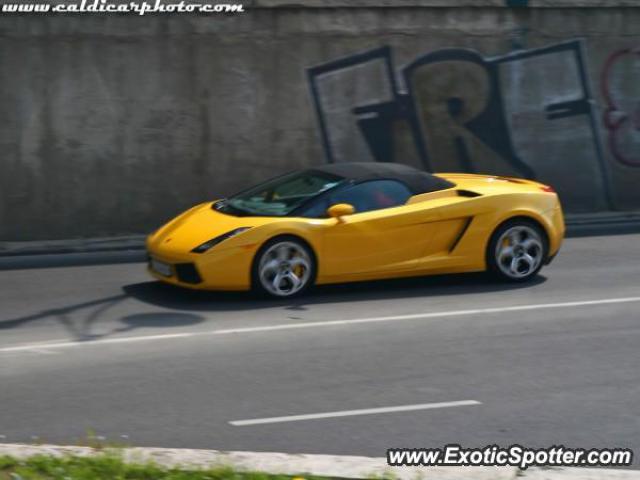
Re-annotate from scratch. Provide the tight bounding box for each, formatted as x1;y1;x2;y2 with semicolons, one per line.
495;225;544;279
258;241;312;297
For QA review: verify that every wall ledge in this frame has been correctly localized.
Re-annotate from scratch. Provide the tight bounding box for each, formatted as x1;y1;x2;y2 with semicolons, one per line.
253;0;640;8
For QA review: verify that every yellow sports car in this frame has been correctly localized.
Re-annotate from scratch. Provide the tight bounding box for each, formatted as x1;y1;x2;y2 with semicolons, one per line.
147;163;564;297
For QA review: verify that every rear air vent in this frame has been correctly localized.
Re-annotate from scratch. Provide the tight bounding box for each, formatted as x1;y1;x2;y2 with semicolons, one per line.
457;190;482;198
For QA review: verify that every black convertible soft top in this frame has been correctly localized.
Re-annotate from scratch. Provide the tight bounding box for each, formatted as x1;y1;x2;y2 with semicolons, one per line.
309;162;454;195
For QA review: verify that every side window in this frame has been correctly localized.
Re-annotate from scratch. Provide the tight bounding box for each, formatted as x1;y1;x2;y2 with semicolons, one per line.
300;180;412;217
299;197;331;218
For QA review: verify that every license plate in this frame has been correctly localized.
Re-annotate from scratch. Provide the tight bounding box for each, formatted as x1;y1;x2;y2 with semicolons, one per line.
150;258;172;277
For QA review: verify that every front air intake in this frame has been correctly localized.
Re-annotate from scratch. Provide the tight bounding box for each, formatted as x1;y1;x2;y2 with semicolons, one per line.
175;263;202;284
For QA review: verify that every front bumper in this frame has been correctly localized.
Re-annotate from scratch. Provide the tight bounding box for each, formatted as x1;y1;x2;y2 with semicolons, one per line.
146;244;256;291
148;257;203;285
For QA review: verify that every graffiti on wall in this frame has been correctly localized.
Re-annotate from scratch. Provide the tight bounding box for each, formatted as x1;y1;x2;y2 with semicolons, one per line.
601;47;640;168
307;40;614;213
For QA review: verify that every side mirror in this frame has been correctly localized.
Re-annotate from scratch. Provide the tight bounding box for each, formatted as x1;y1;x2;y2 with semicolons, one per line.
327;203;355;220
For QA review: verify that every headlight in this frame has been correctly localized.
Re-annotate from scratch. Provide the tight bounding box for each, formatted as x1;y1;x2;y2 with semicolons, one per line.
191;227;251;253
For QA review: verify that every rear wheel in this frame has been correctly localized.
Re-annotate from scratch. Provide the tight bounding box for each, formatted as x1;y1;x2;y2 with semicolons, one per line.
487;220;547;282
252;237;316;298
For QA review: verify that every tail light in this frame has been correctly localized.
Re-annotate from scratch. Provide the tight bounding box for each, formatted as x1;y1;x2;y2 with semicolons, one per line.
540;185;555;193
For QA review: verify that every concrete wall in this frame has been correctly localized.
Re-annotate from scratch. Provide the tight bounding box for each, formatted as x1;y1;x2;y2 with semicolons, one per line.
1;3;639;240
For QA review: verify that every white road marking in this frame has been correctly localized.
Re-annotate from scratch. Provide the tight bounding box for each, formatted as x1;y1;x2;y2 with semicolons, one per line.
0;332;193;353
25;348;59;355
229;400;482;426
2;295;640;354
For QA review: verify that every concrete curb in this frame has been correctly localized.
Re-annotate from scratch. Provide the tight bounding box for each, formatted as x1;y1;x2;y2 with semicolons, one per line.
0;235;147;257
2;212;640;259
0;444;638;480
564;212;640;237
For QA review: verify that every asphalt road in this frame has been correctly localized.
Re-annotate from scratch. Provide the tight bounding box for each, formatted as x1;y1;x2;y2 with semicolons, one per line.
1;234;639;462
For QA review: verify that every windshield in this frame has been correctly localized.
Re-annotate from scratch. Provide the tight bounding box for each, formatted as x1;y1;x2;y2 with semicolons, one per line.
215;170;344;217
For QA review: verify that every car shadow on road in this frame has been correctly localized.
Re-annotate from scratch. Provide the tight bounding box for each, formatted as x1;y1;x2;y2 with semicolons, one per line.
122;273;548;313
0;293;207;341
0;274;546;341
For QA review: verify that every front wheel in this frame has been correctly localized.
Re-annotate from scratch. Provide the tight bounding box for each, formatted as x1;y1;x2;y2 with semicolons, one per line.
252;237;316;298
487;220;548;282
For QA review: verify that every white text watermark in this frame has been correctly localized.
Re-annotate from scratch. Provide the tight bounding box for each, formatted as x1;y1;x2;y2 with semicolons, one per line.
1;0;245;15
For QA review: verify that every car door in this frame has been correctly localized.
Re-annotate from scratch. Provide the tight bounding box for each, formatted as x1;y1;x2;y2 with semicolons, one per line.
313;180;440;279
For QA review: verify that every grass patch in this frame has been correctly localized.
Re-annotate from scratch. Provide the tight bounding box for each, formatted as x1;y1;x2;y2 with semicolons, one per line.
0;452;330;480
